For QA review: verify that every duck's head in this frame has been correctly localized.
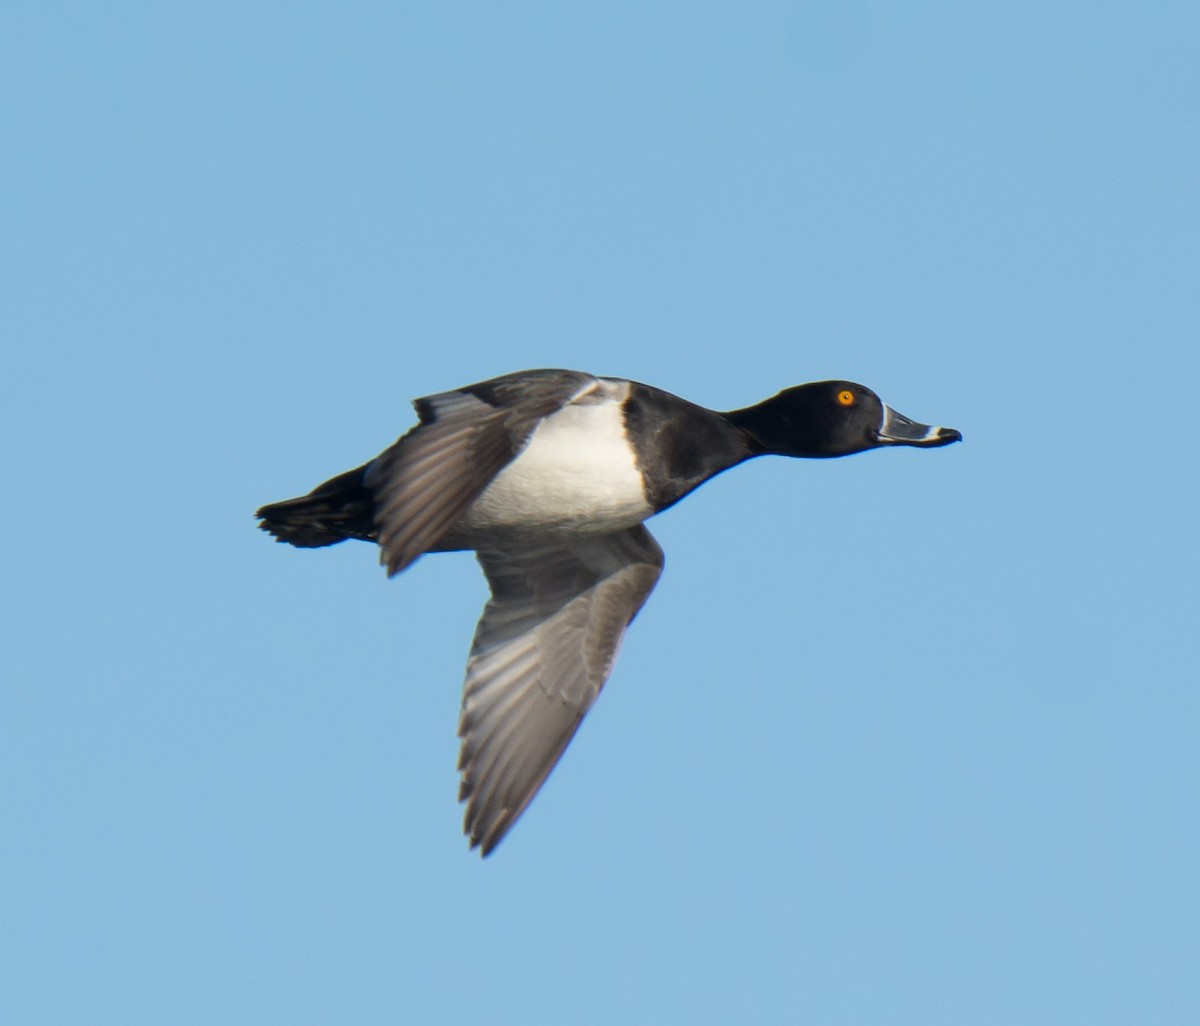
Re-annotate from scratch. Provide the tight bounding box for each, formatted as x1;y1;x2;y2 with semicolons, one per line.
732;380;963;459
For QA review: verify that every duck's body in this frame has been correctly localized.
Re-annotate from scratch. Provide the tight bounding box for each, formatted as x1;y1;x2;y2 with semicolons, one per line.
446;376;653;538
257;369;961;854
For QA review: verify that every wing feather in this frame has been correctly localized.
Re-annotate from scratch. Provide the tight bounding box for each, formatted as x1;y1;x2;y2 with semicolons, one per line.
458;525;664;854
367;372;596;575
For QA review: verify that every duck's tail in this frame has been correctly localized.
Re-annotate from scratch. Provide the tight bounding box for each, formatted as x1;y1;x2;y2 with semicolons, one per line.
256;464;377;548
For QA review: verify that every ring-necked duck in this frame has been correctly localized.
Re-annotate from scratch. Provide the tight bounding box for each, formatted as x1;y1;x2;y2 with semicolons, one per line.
257;369;961;855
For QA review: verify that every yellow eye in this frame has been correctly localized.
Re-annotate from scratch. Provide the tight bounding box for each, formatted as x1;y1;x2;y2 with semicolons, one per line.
837;389;855;407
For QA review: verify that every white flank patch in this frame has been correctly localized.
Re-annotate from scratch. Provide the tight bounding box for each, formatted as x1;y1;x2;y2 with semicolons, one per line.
459;380;651;534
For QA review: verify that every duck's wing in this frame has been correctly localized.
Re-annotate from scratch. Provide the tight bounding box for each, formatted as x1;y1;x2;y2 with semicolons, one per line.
368;370;596;576
458;524;665;855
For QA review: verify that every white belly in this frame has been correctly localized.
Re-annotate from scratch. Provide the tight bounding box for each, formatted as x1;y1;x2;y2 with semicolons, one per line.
457;392;652;535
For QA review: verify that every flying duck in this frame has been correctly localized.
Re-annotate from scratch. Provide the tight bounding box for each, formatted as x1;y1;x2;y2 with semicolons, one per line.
256;369;961;855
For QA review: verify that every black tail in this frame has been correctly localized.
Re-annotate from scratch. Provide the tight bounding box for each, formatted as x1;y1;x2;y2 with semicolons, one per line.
256;463;378;548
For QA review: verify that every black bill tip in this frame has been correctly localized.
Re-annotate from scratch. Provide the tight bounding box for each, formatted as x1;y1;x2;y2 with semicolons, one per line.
929;426;962;446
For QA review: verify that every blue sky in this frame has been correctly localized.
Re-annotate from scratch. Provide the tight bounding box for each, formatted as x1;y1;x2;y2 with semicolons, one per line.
3;2;1197;1023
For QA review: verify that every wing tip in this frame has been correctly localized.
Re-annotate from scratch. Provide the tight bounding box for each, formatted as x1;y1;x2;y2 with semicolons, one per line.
465;806;515;858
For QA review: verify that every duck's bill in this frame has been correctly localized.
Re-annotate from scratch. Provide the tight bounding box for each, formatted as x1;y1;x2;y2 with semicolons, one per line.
877;405;962;447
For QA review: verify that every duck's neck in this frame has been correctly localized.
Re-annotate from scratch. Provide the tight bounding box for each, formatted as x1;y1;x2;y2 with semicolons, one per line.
725;393;826;458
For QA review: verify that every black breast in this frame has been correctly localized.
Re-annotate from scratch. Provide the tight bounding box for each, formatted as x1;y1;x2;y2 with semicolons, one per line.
622;382;751;512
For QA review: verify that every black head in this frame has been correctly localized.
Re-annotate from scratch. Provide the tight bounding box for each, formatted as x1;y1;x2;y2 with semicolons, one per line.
729;380;962;458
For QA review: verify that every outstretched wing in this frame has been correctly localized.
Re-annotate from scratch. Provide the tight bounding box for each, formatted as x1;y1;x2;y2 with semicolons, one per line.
367;370;596;575
458;525;665;855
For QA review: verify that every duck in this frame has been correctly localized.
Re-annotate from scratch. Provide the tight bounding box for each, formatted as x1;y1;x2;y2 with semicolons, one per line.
256;368;961;855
